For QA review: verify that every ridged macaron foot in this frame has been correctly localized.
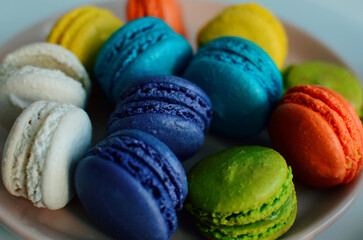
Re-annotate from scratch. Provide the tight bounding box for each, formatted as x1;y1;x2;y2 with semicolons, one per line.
269;85;363;187
0;42;90;129
197;3;287;69
94;17;193;103
75;129;188;240
282;61;363;117
183;36;282;138
2;100;92;210
107;75;213;160
127;0;186;36
47;5;123;69
185;146;297;240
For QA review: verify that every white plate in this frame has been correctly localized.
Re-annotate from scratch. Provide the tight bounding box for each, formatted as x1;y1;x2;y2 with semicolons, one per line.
0;0;362;239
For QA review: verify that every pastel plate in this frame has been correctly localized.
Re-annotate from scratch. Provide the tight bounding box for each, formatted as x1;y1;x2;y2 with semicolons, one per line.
0;0;362;240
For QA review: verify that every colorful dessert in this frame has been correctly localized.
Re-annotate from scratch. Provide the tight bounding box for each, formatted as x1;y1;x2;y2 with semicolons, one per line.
2;101;92;210
94;17;193;104
107;75;212;160
283;61;363;117
183;36;283;138
75;129;187;240
185;146;297;240
269;85;363;187
127;0;186;36
197;3;288;69
47;6;123;68
0;42;90;129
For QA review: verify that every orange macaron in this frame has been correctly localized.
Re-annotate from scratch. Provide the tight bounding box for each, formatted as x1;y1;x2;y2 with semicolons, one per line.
127;0;186;36
269;85;363;187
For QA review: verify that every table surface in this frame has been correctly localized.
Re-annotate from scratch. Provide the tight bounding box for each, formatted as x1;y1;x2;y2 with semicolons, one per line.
0;0;362;239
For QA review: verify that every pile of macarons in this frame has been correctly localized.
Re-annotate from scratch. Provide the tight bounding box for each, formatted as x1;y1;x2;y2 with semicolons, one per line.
0;0;362;239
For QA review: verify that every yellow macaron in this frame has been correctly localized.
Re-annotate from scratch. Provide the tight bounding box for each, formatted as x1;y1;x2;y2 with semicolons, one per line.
198;3;287;69
47;6;123;69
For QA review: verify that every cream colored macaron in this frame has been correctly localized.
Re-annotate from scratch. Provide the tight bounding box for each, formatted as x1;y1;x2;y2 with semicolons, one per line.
2;100;92;210
0;42;90;129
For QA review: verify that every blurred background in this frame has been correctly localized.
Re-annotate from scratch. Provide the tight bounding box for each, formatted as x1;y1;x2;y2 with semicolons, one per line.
0;0;362;239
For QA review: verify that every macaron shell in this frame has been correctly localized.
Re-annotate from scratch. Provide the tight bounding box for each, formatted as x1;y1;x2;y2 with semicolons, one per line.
2;101;59;197
281;85;363;183
41;107;92;210
269;103;347;187
186;146;288;213
127;0;186;35
1;42;91;94
69;12;123;68
0;66;86;129
75;156;171;240
47;6;99;43
111;35;192;103
282;62;363;117
107;129;188;202
197;3;287;68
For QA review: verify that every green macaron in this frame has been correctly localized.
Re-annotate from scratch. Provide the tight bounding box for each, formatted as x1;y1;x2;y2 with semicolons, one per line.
184;146;297;240
282;61;363;117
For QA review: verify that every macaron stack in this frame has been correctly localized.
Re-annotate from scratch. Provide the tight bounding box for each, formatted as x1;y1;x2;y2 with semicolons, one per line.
0;1;362;240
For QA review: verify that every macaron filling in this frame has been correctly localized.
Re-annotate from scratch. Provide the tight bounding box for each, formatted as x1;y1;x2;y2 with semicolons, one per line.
26;104;76;207
9;102;59;197
116;81;212;132
281;86;363;183
199;192;297;240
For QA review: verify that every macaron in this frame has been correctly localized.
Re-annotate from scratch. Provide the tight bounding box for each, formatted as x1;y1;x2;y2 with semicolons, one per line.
107;75;213;160
94;17;193;103
269;85;363;187
47;6;123;68
183;36;283;138
283;61;363;117
2;100;92;210
0;42;90;129
127;0;186;36
185;146;297;240
75;129;187;240
197;3;288;69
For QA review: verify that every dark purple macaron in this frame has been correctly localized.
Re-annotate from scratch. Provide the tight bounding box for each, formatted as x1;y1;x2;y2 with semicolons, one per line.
107;75;213;160
75;129;188;240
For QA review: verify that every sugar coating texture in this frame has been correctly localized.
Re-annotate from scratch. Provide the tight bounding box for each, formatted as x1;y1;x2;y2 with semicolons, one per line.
185;146;297;240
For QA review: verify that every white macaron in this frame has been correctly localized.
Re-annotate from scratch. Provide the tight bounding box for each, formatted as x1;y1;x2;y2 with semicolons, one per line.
0;42;91;129
2;100;92;210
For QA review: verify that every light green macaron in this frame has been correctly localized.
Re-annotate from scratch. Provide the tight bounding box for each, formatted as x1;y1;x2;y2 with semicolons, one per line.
283;61;363;117
185;146;297;240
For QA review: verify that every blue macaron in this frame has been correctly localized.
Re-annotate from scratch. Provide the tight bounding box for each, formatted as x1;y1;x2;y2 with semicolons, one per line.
74;129;187;240
183;36;283;138
107;75;213;160
94;17;193;103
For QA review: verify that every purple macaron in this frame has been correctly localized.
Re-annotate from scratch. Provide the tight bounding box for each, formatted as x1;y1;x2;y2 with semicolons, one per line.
107;75;213;160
